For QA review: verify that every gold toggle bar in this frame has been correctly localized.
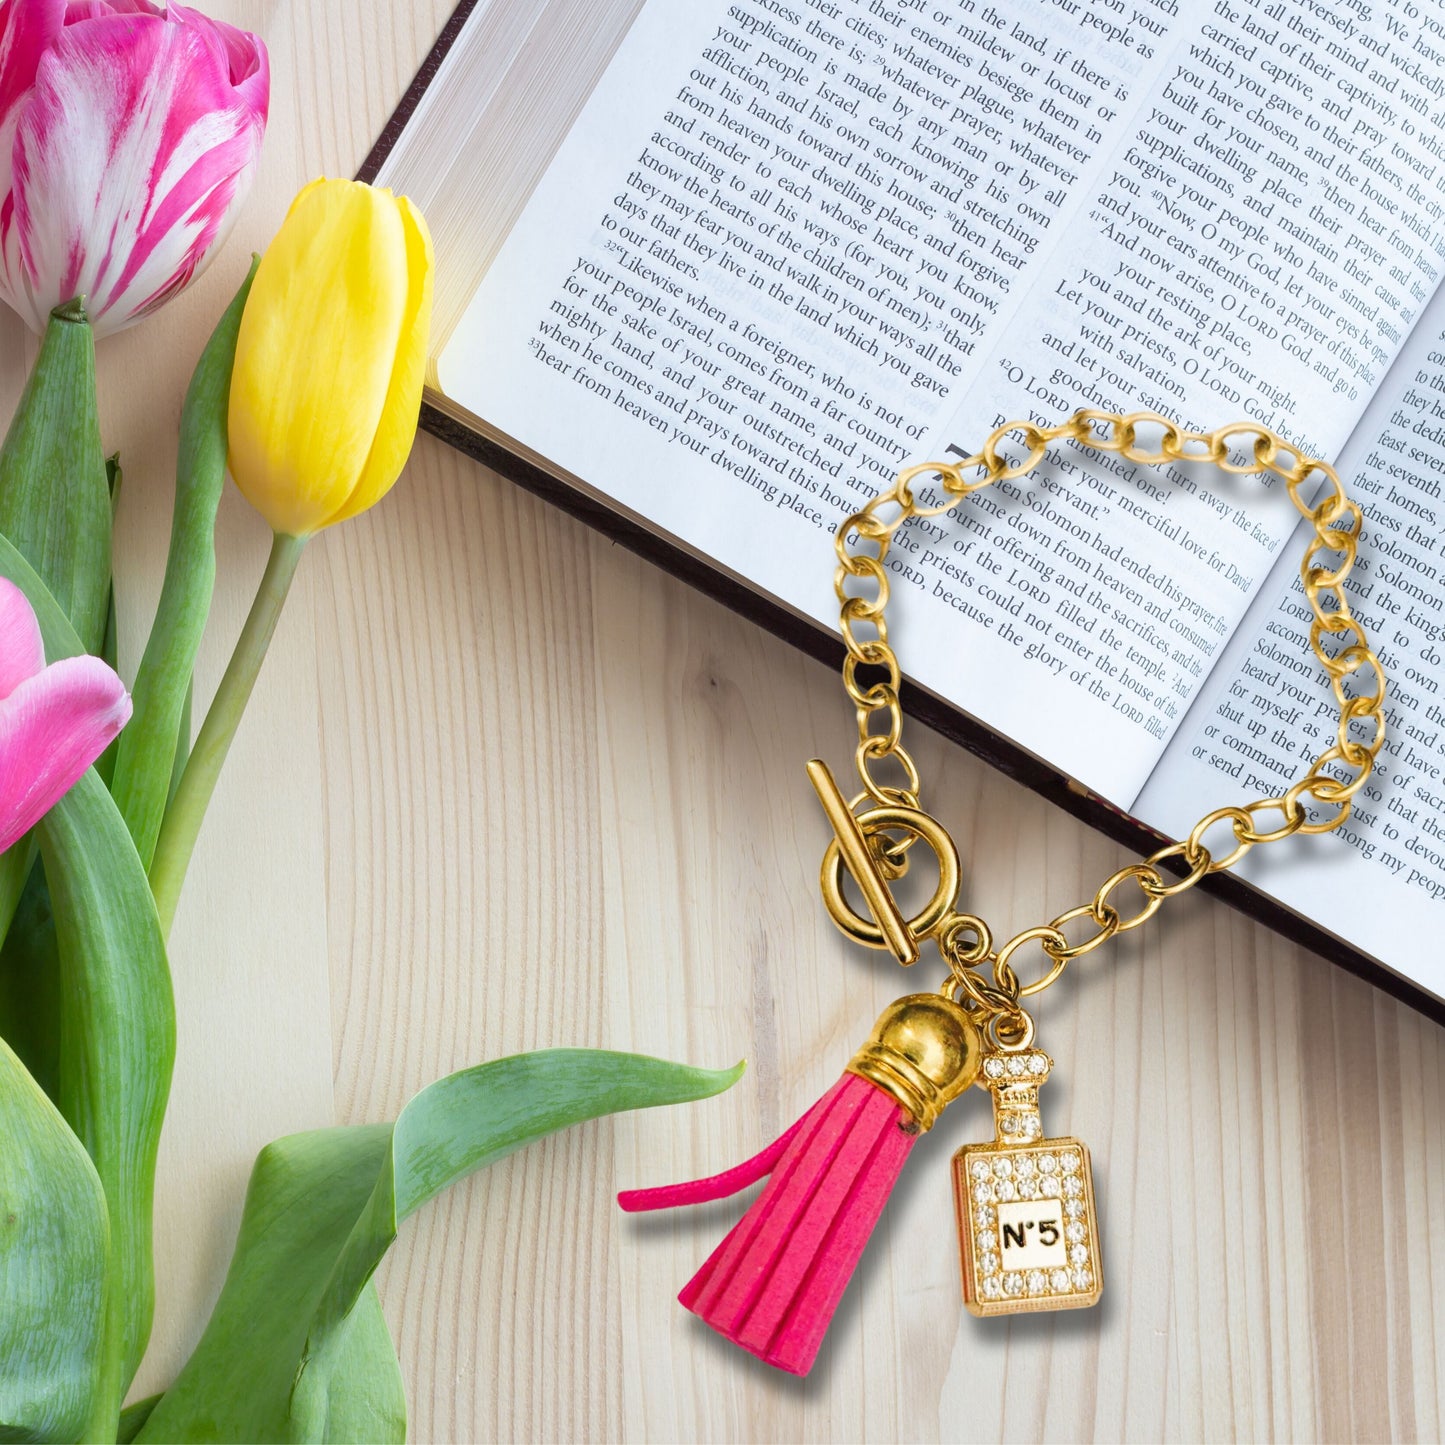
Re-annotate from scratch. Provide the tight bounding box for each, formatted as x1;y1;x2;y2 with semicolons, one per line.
807;758;918;965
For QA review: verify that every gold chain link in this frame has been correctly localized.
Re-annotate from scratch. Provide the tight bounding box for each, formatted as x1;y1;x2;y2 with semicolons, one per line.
832;409;1386;1011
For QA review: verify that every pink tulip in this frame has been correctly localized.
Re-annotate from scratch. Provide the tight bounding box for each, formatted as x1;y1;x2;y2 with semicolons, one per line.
0;576;130;853
0;0;268;336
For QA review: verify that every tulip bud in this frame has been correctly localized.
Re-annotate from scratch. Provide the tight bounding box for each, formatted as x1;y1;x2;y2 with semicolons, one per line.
0;0;269;336
226;178;434;538
0;576;131;858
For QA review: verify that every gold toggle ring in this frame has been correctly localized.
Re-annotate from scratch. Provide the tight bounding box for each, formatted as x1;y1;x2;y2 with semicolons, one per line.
819;804;961;961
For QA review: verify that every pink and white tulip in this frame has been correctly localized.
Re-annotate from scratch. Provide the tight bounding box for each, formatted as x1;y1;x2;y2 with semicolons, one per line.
0;576;130;853
0;0;268;336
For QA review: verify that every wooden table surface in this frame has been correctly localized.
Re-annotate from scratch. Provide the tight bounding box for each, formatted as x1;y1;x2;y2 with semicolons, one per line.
5;1;1441;1439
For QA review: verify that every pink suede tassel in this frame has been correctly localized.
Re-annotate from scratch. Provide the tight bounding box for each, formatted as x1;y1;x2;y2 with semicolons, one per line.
619;1072;916;1375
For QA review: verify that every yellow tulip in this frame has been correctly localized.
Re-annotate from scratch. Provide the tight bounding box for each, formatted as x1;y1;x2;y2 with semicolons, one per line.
227;178;434;537
151;180;432;932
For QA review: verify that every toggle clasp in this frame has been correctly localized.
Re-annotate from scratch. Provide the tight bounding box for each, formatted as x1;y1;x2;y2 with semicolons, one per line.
807;759;962;965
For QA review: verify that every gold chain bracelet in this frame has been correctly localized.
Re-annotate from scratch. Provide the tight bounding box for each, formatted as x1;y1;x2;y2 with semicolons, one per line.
811;408;1386;1044
627;406;1378;1344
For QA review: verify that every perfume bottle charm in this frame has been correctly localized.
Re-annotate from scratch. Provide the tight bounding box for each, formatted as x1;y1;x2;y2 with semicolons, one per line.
952;1043;1103;1315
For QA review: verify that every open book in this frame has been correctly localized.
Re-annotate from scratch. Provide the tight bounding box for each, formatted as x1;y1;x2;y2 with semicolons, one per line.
366;0;1445;1014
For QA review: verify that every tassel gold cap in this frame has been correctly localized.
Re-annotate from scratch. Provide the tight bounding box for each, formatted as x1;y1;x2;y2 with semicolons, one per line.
846;993;983;1131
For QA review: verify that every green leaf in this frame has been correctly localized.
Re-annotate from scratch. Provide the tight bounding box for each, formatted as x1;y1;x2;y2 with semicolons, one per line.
0;841;33;956
96;456;120;792
0;311;110;946
94;582;120;790
0;301;111;656
0;530;82;659
0;536;176;1435
110;263;256;870
291;1284;406;1444
138;1050;744;1444
116;1396;160;1445
151;1125;406;1445
0;1034;109;1442
0;536;79;1098
39;772;175;1438
0;860;61;1103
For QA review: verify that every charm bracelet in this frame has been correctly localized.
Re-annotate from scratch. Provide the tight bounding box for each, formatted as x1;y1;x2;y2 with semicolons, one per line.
622;407;1386;1373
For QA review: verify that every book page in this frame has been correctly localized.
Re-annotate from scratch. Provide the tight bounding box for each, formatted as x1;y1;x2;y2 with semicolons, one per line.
1136;291;1445;986
441;0;1445;803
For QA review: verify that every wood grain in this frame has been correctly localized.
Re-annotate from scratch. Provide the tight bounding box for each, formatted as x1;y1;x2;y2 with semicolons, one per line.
2;0;1440;1438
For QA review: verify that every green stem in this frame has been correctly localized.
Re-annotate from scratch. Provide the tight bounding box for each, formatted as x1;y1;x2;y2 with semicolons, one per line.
80;1309;123;1444
149;533;307;937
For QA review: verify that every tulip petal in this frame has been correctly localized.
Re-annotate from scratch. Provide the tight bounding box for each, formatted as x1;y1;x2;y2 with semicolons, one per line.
5;4;269;334
0;0;64;282
323;195;433;529
0;0;64;158
0;575;45;701
0;653;130;855
227;179;410;537
167;3;267;114
61;1;163;21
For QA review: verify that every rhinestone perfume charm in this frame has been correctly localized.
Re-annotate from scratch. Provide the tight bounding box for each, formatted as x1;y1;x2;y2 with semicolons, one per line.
952;1045;1103;1315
